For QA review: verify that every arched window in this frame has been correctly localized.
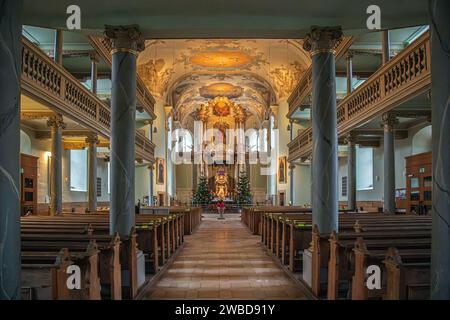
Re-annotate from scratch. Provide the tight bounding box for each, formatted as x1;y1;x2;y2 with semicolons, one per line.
174;129;193;153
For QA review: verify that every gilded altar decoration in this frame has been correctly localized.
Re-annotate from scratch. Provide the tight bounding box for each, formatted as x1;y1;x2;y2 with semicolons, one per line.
214;168;229;199
278;156;287;184
211;97;231;117
203;96;245;119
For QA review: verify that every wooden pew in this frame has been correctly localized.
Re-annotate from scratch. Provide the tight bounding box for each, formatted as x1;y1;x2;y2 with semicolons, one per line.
21;225;122;300
315;215;431;299
351;237;431;300
21;215;138;299
382;247;430;300
307;215;431;298
21;248;76;300
23;242;102;300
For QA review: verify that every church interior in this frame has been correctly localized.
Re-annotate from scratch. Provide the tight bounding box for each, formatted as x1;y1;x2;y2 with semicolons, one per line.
0;0;449;302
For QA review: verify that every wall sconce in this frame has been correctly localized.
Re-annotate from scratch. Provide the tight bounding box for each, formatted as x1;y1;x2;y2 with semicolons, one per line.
153;127;158;134
287;124;291;131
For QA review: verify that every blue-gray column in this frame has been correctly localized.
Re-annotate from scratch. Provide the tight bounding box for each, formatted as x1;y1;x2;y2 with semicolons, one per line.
89;52;98;94
86;134;99;213
303;26;342;234
0;0;22;300
47;114;65;216
382;112;396;214
105;25;144;236
149;164;154;205
430;0;450;300
346;52;353;95
53;29;63;65
381;30;391;65
289;120;294;205
289;163;295;205
346;133;357;211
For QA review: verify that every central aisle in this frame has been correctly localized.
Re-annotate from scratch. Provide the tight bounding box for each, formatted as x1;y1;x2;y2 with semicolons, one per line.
143;214;308;299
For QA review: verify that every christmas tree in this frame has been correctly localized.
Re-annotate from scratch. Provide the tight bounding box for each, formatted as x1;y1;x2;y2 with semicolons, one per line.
236;172;252;206
192;175;213;205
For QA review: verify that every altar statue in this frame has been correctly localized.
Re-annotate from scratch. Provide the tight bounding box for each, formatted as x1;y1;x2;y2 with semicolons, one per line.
215;172;228;199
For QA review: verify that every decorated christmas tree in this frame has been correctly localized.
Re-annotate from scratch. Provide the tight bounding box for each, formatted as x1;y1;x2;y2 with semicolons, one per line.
192;175;213;205
236;172;252;206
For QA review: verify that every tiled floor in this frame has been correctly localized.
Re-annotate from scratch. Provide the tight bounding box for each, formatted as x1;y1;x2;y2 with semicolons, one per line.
142;214;308;300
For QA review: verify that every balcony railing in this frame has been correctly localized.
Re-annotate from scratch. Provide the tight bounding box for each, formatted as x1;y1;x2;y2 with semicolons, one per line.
287;36;354;118
88;36;156;119
21;37;155;163
135;130;156;162
288;31;431;162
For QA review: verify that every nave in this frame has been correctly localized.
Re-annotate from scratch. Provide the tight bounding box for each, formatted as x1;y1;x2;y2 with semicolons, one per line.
143;215;307;300
1;0;449;302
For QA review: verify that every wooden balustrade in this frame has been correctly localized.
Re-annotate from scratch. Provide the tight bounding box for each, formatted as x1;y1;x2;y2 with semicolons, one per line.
22;37;111;137
287;127;312;162
135;130;156;163
288;31;431;162
21;37;155;163
88;36;156;119
287;36;354;117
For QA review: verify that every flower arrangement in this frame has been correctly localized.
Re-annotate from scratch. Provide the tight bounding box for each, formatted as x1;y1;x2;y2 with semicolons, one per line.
216;201;225;209
217;200;225;219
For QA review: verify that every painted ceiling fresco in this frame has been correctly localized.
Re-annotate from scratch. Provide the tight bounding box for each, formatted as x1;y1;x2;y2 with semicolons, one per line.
137;39;311;125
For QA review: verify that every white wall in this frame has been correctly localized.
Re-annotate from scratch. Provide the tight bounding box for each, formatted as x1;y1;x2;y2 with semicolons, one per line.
152;99;168;199
412;125;432;155
294;163;311;206
337;124;432;202
20;127;111;205
135;165;150;203
277;101;290;204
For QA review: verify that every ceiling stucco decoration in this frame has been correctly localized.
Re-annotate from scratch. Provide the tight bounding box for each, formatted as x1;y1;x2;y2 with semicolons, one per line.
199;83;244;99
190;50;255;69
137;39;311;125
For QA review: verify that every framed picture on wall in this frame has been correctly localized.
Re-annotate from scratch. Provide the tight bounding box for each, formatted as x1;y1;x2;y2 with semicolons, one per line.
278;156;287;184
156;158;165;185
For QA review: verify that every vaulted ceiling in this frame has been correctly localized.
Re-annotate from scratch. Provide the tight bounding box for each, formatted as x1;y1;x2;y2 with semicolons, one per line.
137;39;310;125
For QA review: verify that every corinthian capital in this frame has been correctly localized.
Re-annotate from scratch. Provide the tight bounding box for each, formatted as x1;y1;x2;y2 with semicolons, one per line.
303;26;343;55
85;133;100;145
382;112;398;132
47;114;66;129
104;25;145;55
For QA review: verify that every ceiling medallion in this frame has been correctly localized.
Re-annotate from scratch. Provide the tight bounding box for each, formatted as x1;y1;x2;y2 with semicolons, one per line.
190;50;254;69
199;82;244;99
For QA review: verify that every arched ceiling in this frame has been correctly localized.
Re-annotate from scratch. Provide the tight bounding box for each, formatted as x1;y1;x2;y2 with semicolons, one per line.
137;39;311;124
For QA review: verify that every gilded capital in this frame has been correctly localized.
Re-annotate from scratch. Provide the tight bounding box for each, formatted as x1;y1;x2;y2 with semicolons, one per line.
47;114;66;129
303;26;343;56
85;133;100;145
104;25;145;55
